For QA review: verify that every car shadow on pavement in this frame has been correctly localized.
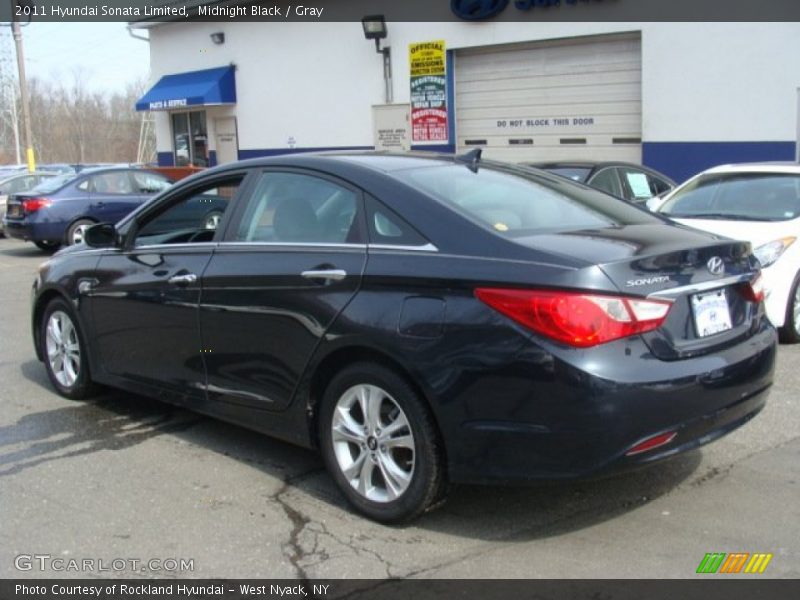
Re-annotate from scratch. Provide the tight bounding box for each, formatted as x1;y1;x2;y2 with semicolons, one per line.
0;243;51;257
12;359;701;543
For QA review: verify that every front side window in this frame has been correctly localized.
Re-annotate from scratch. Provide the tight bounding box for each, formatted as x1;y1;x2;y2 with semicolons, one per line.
133;171;172;194
235;172;360;244
395;164;657;237
134;176;243;246
661;173;800;221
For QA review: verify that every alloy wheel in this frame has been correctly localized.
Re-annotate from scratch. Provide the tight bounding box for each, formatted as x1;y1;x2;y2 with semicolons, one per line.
794;284;800;336
45;310;81;388
71;223;91;245
330;384;415;503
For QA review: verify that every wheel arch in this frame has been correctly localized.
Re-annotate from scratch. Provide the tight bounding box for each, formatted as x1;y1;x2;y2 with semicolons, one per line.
32;288;71;361
304;344;447;459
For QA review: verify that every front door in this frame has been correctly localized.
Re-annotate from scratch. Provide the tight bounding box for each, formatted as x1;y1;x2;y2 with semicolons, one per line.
200;169;367;411
89;174;247;401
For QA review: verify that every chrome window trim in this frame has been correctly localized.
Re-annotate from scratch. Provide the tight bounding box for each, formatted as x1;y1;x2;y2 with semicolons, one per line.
216;241;368;250
369;243;439;253
212;241;439;252
647;273;754;299
129;242;219;251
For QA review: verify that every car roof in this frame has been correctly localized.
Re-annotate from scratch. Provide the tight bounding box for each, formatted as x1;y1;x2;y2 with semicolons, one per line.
526;161;639;169
697;162;800;175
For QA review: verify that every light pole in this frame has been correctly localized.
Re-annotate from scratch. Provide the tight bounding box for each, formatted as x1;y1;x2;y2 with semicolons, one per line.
11;4;35;172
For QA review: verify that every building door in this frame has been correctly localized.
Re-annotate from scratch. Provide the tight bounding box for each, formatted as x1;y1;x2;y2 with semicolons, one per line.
454;33;642;163
215;117;239;165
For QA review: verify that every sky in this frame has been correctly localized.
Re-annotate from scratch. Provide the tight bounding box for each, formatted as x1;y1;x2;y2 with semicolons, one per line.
15;22;151;94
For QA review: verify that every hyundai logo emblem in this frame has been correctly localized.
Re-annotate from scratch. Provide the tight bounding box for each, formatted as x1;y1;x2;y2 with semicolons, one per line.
450;0;509;20
707;256;725;276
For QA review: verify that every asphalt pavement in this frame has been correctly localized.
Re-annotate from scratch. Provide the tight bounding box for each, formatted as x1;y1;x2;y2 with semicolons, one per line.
0;236;798;579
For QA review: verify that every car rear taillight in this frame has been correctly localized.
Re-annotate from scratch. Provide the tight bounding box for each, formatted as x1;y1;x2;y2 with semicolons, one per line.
738;273;765;304
22;197;52;213
475;288;673;348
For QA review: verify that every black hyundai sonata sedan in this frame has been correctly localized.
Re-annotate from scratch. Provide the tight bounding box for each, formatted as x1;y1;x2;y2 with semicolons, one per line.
31;152;776;522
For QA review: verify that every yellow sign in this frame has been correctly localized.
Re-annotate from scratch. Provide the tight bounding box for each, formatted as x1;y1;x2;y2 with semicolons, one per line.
409;40;445;77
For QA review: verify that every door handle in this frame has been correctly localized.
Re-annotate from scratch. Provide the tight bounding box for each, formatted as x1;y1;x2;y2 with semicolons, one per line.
301;269;347;282
168;273;197;285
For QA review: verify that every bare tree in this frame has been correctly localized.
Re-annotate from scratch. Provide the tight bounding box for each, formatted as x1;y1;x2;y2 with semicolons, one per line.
18;72;153;166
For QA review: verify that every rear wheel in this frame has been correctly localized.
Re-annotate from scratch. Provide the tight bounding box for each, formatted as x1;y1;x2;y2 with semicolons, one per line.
41;298;98;400
66;219;95;246
319;362;447;523
779;273;800;344
34;240;61;252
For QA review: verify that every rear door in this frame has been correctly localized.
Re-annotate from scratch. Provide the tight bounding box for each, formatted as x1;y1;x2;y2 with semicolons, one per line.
199;169;367;411
87;170;149;223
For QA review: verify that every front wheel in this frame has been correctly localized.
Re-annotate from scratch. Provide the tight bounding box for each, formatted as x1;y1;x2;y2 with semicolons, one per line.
319;362;447;523
41;298;98;400
779;273;800;344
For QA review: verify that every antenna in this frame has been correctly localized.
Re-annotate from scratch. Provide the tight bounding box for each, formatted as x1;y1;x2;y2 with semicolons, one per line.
455;147;482;172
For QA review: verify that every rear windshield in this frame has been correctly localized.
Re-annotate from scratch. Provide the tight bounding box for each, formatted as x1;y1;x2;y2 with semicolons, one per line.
660;173;800;221
393;163;657;236
542;166;592;182
31;173;76;194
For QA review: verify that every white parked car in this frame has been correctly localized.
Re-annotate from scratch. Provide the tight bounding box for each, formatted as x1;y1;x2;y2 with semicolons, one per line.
654;163;800;342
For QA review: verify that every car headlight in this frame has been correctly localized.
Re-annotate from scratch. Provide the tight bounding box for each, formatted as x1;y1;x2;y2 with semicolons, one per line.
753;237;796;268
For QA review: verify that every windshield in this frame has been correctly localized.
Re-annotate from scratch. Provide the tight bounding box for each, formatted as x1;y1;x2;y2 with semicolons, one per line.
394;163;658;236
30;173;76;194
660;173;800;221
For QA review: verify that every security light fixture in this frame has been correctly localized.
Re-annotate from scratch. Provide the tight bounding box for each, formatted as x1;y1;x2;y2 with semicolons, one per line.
362;15;387;42
210;32;225;45
361;15;392;104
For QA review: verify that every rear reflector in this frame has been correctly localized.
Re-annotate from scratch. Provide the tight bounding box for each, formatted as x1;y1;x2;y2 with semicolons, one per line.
22;197;52;213
625;431;677;456
475;288;673;348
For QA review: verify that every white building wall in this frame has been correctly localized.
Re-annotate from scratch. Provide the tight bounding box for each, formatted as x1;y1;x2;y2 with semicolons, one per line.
146;21;800;155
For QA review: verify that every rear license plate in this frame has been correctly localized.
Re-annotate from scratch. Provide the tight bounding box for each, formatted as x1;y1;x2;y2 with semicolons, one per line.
6;204;21;218
691;289;732;337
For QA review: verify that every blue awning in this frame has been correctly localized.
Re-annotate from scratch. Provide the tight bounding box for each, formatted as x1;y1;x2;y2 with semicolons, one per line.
135;66;236;112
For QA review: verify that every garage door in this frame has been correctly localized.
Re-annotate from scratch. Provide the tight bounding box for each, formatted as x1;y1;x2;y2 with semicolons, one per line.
454;33;642;163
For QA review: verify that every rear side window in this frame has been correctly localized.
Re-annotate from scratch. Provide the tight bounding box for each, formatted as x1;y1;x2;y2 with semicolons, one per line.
90;172;134;194
366;195;428;247
588;168;623;198
395;164;656;236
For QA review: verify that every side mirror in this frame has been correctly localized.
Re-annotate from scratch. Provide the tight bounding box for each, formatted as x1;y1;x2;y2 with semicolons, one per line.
84;223;118;248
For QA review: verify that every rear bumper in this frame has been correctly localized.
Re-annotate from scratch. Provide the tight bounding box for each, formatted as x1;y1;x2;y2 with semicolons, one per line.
446;321;777;484
2;218;63;243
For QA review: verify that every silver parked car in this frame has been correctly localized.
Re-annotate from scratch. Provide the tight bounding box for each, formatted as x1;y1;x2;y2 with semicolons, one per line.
0;172;58;236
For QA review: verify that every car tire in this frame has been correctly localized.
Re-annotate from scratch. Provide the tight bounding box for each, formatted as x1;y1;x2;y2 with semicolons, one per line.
779;272;800;344
203;210;223;230
66;219;95;246
34;240;61;252
41;298;98;400
319;362;447;523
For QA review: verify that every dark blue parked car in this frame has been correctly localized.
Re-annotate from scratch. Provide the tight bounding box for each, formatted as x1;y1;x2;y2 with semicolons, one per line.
3;167;174;251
